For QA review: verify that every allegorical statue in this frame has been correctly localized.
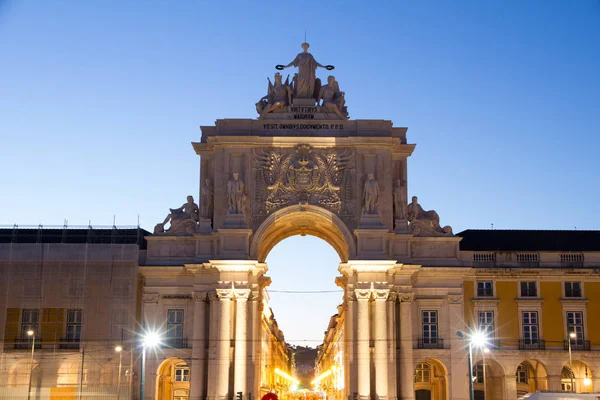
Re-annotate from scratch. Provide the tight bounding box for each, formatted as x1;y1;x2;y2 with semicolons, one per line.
256;73;293;119
200;178;214;218
362;173;379;214
393;179;407;219
317;75;348;120
407;196;453;236
227;172;246;214
154;195;199;234
276;42;334;99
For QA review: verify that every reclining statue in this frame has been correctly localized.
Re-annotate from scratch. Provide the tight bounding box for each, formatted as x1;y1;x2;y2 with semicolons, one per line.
407;196;453;236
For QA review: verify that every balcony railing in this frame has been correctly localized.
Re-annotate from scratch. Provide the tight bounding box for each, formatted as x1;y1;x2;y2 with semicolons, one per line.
58;338;81;350
416;338;444;349
162;337;188;349
13;338;41;350
564;340;591;351
519;339;545;350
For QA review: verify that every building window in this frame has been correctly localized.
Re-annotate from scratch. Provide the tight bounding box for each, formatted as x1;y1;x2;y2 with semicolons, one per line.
473;362;484;383
516;364;528;384
414;363;431;383
175;364;190;382
478;311;495;338
66;309;82;342
422;311;438;344
167;309;184;347
565;282;582;298
566;311;584;343
21;309;39;338
477;281;493;297
520;282;537;297
522;312;539;344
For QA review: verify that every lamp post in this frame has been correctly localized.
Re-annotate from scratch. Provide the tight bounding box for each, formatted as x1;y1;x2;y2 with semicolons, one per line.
482;347;490;400
139;331;161;400
568;331;576;393
115;345;123;400
457;329;489;400
26;330;35;400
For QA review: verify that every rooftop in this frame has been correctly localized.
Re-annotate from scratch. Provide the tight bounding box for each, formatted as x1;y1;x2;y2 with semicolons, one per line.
457;229;600;252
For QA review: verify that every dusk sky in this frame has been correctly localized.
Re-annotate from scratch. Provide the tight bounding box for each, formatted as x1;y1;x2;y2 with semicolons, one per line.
1;0;599;346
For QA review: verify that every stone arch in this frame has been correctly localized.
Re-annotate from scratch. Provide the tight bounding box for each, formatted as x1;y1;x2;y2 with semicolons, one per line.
561;360;594;393
156;358;190;400
251;204;356;262
515;359;548;397
414;358;449;400
471;357;506;400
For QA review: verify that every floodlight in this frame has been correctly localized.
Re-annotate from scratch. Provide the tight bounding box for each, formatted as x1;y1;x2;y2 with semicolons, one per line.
569;332;577;339
142;331;162;348
27;330;34;336
115;345;123;352
470;330;489;348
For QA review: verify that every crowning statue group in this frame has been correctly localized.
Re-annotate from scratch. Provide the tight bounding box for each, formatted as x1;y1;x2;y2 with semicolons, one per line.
256;42;348;120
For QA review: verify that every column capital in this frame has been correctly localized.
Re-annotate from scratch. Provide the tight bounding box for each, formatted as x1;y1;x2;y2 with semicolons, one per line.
234;289;251;300
193;292;207;302
387;292;398;302
398;292;414;302
373;289;390;301
447;294;463;304
355;288;371;300
215;289;234;300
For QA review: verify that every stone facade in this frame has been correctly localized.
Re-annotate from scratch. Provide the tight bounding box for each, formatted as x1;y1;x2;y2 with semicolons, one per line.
1;44;600;400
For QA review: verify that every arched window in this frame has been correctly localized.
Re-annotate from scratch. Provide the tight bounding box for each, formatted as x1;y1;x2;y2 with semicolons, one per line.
415;363;431;383
174;362;190;382
516;364;528;384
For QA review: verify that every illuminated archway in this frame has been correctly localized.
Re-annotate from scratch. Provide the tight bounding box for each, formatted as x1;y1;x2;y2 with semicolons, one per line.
414;359;448;400
251;204;356;263
515;359;548;398
156;358;190;400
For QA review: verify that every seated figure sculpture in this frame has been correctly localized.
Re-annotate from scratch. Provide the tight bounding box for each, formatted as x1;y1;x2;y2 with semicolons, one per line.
317;75;348;120
256;73;293;119
154;195;199;234
407;196;453;236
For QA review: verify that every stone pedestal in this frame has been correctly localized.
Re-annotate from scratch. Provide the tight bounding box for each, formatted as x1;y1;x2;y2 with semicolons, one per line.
223;213;248;229
292;98;316;106
394;218;408;233
198;218;213;233
355;229;389;259
217;229;252;259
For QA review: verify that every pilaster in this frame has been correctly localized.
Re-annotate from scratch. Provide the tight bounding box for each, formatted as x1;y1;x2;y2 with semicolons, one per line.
190;292;208;400
355;287;371;400
447;294;468;400
398;293;415;400
374;289;389;400
234;289;250;395
215;289;234;400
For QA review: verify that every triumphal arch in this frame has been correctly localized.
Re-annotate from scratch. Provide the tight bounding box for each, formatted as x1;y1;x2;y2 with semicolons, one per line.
141;43;466;400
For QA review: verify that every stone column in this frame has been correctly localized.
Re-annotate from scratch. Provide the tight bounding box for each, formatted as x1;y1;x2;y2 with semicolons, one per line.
206;292;220;400
398;293;415;400
374;289;389;400
503;374;517;399
355;288;371;400
248;290;260;397
216;289;233;400
344;288;357;398
546;375;562;392
234;289;250;396
386;293;398;400
190;292;207;400
447;295;468;400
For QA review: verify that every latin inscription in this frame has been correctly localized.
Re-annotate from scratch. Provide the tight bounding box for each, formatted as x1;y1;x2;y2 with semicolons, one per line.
263;123;345;130
291;106;317;120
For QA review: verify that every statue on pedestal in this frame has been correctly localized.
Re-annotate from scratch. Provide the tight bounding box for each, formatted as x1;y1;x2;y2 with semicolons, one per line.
154;195;199;235
362;173;379;215
276;42;334;99
256;73;293;119
407;196;453;236
200;178;214;218
317;75;348;120
227;172;246;215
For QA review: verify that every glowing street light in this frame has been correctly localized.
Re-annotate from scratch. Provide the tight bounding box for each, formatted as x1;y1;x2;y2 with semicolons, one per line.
26;330;35;400
139;331;162;400
115;345;123;400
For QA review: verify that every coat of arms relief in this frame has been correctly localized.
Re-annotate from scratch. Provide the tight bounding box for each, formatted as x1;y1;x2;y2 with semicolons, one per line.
253;144;355;218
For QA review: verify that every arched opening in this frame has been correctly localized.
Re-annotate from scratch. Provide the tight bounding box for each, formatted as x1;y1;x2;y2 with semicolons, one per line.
515;359;548;398
561;361;594;393
472;358;504;400
414;359;448;400
156;358;190;400
262;233;344;400
251;204;356;263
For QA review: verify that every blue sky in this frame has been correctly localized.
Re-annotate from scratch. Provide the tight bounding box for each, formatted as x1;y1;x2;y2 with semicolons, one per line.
1;0;599;346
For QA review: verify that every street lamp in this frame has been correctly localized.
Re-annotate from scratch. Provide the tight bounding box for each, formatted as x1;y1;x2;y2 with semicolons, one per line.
139;331;162;400
115;345;123;400
568;331;576;393
26;330;35;400
457;329;489;400
482;347;490;400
